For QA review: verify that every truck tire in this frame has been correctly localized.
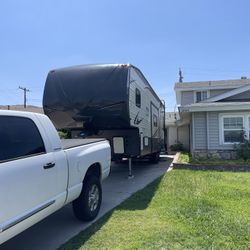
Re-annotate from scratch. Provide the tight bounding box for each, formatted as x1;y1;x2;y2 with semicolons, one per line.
150;152;160;163
73;176;102;221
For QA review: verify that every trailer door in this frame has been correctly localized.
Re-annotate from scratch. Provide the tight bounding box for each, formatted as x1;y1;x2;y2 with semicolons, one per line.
150;103;161;153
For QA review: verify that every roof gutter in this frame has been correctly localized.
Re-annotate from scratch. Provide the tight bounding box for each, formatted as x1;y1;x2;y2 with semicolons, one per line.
179;102;250;113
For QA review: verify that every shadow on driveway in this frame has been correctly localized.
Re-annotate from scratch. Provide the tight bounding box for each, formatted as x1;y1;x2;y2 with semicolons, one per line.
59;162;166;249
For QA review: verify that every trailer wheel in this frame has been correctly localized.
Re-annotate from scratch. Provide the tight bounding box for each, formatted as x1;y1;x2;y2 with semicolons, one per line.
73;176;102;221
150;152;160;163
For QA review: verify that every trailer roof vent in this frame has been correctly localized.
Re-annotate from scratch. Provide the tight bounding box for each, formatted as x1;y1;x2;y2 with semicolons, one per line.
241;76;247;79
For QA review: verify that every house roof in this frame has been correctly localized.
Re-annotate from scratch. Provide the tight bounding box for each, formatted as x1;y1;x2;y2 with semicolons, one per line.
179;102;250;112
202;84;250;103
174;78;250;91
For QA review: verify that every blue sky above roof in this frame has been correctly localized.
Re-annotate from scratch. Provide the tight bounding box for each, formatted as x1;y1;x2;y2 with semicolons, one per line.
1;0;250;111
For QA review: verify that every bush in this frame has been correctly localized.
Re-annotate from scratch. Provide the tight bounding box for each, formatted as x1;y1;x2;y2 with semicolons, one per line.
170;143;183;152
58;130;69;139
177;152;190;163
235;139;250;160
234;131;250;160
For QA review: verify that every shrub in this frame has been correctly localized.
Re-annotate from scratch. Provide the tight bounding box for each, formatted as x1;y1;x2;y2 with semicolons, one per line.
235;139;250;160
235;131;250;160
58;130;69;139
170;143;183;152
178;152;190;163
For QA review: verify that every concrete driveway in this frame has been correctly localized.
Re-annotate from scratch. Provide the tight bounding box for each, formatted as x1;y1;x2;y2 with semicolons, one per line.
0;156;173;250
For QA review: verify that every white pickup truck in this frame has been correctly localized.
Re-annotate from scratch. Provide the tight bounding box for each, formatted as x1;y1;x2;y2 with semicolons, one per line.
0;110;111;245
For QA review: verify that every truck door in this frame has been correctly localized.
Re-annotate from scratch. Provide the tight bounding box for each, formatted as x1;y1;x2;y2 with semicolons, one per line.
0;116;58;235
150;103;161;153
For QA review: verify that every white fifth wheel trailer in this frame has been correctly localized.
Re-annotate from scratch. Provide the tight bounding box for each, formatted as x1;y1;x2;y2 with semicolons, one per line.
43;64;166;164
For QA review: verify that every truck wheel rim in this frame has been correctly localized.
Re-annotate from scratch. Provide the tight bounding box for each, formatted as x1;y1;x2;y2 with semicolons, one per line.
88;184;99;212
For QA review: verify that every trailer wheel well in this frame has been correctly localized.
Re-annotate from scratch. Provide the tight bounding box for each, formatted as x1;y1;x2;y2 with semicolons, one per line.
84;163;101;181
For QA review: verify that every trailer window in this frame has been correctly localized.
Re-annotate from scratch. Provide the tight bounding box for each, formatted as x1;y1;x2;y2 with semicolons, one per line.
0;116;46;162
135;88;141;108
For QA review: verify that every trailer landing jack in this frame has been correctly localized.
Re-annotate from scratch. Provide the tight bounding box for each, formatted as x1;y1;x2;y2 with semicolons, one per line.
128;158;134;179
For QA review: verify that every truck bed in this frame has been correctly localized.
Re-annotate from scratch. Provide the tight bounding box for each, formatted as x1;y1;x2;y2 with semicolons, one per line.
62;138;106;149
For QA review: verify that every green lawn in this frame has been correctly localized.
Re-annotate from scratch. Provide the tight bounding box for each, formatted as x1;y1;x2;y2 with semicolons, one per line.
60;170;250;250
178;152;250;165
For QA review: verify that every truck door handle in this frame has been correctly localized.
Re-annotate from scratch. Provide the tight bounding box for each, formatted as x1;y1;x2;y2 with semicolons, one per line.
43;162;56;169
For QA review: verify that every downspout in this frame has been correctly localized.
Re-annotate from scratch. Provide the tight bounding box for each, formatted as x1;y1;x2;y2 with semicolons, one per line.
206;112;209;151
192;112;195;152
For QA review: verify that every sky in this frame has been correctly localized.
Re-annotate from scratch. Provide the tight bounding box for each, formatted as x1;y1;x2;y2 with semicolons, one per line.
1;0;250;111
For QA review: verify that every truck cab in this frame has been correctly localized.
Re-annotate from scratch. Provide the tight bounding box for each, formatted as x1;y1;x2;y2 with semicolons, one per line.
0;110;111;244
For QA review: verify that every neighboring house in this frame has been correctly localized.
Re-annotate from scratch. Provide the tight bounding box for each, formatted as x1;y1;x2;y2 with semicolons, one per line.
165;112;178;152
165;112;190;152
175;77;250;159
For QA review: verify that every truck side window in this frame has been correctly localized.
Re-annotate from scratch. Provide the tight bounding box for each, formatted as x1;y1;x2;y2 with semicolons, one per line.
0;116;46;162
135;88;141;108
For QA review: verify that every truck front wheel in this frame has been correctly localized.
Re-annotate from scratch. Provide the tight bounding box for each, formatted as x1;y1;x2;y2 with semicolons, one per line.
73;176;102;221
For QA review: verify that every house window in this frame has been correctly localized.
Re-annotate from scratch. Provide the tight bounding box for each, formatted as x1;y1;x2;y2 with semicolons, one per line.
222;116;244;143
195;91;208;102
153;114;158;127
135;88;141;108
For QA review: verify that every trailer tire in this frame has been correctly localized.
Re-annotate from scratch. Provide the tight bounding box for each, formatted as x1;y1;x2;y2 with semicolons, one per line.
73;176;102;222
150;152;160;163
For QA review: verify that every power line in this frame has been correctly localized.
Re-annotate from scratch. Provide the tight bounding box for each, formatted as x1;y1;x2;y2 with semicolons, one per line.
28;98;42;101
182;66;250;74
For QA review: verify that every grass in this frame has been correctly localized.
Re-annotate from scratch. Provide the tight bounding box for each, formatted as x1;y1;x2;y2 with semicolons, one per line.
178;152;191;163
178;152;250;165
59;170;250;250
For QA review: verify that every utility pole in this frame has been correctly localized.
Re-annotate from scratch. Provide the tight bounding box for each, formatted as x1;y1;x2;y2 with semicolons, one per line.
19;86;30;108
179;68;184;83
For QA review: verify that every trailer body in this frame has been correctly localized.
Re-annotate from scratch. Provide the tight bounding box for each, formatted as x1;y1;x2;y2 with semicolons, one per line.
43;64;166;159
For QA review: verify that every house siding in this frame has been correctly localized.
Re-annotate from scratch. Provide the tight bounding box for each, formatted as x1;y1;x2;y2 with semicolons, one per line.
178;125;190;151
208;112;220;148
193;112;207;149
223;90;250;101
193;111;246;151
192;111;236;159
167;126;178;152
207;112;233;150
181;91;194;105
210;89;234;97
181;89;237;105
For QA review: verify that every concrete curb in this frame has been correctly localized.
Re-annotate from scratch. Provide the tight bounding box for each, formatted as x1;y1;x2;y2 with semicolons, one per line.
168;152;180;171
173;162;250;172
